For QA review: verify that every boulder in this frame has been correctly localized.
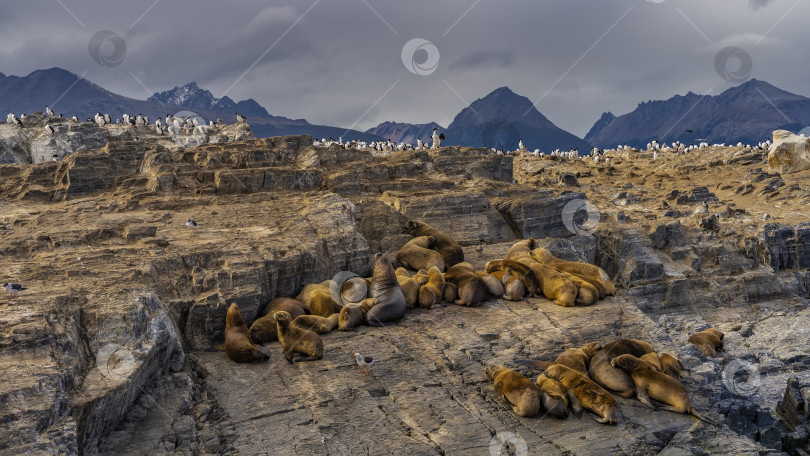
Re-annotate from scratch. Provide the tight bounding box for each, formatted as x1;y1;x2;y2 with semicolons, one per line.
768;130;810;175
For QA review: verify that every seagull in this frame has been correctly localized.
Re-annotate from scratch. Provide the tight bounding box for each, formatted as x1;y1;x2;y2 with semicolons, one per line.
352;353;378;375
235;113;247;123
45;106;54;118
3;283;27;293
518;139;526;151
186;218;198;228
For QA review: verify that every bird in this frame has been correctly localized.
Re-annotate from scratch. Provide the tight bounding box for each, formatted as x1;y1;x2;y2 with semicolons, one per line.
235;113;247;123
186;218;198;228
683;129;693;133
3;283;27;293
518;139;526;151
45;125;54;135
432;128;441;149
45;106;54;118
352;353;378;375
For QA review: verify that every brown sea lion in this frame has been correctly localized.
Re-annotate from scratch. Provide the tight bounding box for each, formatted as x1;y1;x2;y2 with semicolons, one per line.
640;353;663;372
443;282;458;303
412;269;429;286
542;364;618;424
659;353;682;379
249;298;309;344
338;298;377;331
395;268;420;309
518;342;602;375
489;269;526;301
366;254;407;326
588;339;656;398
274;310;323;363
224;303;270;363
530;247;615;297
260;297;307;318
514;258;577;307
485;365;541;417
560;271;600;306
688;328;724;357
444;263;488;307
476;271;505;298
296;283;341;317
395;236;445;271
404;219;464;267
485;260;540;298
611;354;714;424
418;266;445;309
505;239;535;263
292;314;339;334
535;375;570;419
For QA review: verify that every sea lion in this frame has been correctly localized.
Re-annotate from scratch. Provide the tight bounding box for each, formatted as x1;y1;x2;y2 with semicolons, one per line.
476;271;505;298
404;219;464;267
366;254;407;326
588;339;656;398
296;283;341;317
517;342;602;375
688;328;724;357
640;353;663;372
530;247;616;297
260;297;307;318
224;303;270;363
395;268;420;309
514;258;577;307
395;236;445;271
292;314;339;334
338;298;377;331
485;260;540;297
443;282;458;303
505;239;535;263
485;365;541;417
274;310;323;363
249;298;309;344
418;266;445;309
412;269;429;286
542;364;618;424
444;263;488;307
535;375;569;419
611;354;714;424
489;269;526;301
659;353;682;379
560;271;600;306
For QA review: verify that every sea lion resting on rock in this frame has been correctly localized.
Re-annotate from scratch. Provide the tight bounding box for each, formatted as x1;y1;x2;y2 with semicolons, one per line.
404;220;464;267
444;263;488;307
395;268;420;309
411;269;429;286
225;303;270;363
292;314;339;334
513;258;578;307
485;260;540;297
559;271;599;306
542;364;618;424
588;338;656;398
530;247;615;297
338;298;377;331
475;271;505;298
295;283;341;317
640;353;662;371
395;236;445;272
418;266;445;309
519;342;602;375
535;375;569;419
505;239;536;263
485;365;541;417
659;353;682;379
688;328;724;357
366;254;407;326
250;298;308;344
611;354;714;424
488;269;526;301
443;282;458;303
274;310;323;363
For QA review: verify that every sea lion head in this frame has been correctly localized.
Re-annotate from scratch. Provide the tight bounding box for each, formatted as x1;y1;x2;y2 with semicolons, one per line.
485;365;506;380
273;310;292;325
226;303;246;328
598;401;619;425
249;318;277;343
404;219;418;234
611;353;642;371
580;342;603;358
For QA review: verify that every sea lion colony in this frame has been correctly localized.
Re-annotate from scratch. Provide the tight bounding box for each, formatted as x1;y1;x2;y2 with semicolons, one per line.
222;219;722;425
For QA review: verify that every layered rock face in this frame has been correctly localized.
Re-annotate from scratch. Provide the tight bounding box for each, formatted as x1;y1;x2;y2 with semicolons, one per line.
1;135;809;455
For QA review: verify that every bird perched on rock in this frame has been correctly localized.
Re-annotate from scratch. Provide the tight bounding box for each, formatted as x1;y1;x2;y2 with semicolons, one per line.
45;125;54;135
186;219;198;228
235;113;247;123
518;139;526;151
45;106;54;118
3;283;27;293
352;353;378;375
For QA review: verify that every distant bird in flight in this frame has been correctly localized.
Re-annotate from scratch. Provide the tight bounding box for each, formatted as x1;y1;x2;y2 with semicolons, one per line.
3;283;27;293
352;353;378;375
683;129;694;133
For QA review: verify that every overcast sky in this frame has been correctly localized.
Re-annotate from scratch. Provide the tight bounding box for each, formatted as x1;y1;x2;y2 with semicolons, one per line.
1;0;808;136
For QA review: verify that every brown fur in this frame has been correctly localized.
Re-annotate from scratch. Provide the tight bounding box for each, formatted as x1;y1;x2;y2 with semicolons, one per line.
542;364;618;424
296;283;341;317
395;268;420;309
224;303;270;363
418;266;445;309
249;298;308;343
514;258;578;307
535;375;570;419
274;311;323;363
485;365;541;417
688;328;724;357
443;282;458;303
404;220;464;267
560;271;600;306
519;342;602;375
659;353;682;379
489;269;526;301
506;239;536;263
530;247;615;297
640;353;663;372
588;339;656;398
485;259;540;297
338;298;377;331
261;297;307;317
292;314;339;334
412;269;429;286
444;263;488;307
475;271;505;298
367;254;407;326
395;236;445;271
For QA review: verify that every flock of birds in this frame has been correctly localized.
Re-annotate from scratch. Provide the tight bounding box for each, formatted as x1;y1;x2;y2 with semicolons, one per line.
4;107;250;138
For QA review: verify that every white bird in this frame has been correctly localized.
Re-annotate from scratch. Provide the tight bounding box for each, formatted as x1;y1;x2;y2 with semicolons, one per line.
70;116;78;122
235;113;247;123
45;106;54;117
186;218;198;228
45;125;54;135
173;118;181;130
155;118;162;127
3;282;27;293
209;120;215;127
192;117;200;128
653;151;658;161
518;139;526;151
352;353;378;375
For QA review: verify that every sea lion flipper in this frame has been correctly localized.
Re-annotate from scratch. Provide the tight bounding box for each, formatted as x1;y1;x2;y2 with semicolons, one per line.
567;390;583;418
257;345;272;358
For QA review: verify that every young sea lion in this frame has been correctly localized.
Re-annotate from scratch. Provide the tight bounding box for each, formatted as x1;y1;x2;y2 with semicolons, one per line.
249;298;309;343
611;354;714;424
659;353;682;379
395;236;445;271
274;310;323;363
517;342;602;375
224;303;270;363
485;260;540;298
485;365;541;417
444;263;488;307
559;271;600;306
640;353;663;372
588;339;656;398
505;239;535;263
260;297;307;318
489;269;526;301
542;364;618;424
418;266;445;309
475;271;505;298
404;219;464;267
530;247;615;297
535;375;569;419
292;314;339;334
338;298;377;331
366;254;407;326
443;282;458;303
513;258;577;307
395;267;420;309
411;269;429;286
296;283;341;317
688;328;724;357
